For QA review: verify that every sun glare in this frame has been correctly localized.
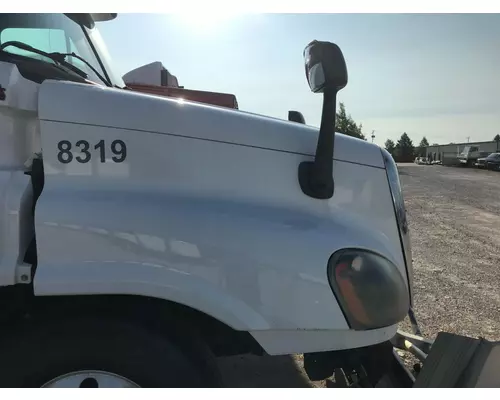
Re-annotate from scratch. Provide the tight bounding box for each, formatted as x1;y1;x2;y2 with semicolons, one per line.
174;12;238;33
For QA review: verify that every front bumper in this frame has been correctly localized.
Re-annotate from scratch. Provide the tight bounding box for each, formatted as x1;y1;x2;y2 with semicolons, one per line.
304;311;500;387
389;309;499;388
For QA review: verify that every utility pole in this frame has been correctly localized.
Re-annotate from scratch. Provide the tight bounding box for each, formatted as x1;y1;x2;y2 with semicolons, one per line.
371;130;375;143
466;136;470;143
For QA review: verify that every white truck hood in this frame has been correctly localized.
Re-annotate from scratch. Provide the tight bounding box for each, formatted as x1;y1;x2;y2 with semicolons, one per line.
38;80;384;169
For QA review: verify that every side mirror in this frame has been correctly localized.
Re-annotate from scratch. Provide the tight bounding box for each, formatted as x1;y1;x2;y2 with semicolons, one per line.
298;40;348;200
288;110;306;124
304;41;347;94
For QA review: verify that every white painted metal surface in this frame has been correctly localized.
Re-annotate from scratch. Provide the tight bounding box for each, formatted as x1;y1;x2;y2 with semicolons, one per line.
0;62;40;285
0;171;32;285
32;80;406;354
251;325;398;355
37;81;385;169
0;62;41;170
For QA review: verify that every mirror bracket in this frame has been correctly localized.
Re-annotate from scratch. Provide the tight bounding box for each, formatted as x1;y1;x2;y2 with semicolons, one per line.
298;161;334;199
299;89;337;200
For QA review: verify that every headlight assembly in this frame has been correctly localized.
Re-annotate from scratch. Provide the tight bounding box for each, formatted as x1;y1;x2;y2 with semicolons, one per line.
328;249;410;330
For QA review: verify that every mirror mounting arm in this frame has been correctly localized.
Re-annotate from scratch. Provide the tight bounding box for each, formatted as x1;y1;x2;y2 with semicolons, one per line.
298;89;337;199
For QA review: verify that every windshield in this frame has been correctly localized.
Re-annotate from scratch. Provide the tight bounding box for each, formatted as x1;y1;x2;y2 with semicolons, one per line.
0;14;124;87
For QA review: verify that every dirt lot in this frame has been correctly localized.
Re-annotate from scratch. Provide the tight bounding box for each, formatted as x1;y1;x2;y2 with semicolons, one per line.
217;163;500;387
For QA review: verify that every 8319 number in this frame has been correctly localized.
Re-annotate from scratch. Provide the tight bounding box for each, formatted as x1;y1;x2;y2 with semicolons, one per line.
57;139;127;164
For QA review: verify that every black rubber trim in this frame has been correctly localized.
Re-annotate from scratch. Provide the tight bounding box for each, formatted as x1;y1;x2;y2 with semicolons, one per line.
80;25;112;86
40;118;386;170
23;157;44;278
380;148;413;305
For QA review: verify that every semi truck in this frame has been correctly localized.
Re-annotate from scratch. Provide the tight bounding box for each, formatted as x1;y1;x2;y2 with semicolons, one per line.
0;13;498;388
457;145;488;167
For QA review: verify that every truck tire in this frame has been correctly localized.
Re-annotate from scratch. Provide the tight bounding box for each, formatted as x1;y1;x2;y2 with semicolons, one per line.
0;317;215;388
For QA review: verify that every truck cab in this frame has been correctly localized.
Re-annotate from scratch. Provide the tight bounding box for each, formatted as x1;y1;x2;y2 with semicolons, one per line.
458;145;481;166
0;13;418;388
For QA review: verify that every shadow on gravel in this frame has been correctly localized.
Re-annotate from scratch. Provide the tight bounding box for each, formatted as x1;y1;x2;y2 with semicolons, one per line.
217;354;316;388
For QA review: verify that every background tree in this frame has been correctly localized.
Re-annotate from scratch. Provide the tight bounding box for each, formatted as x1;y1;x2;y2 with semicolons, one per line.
335;102;366;140
395;132;415;162
417;136;429;157
494;134;500;151
384;139;396;157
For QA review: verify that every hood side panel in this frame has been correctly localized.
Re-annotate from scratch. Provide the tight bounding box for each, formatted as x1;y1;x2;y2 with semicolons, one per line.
38;80;384;169
35;115;406;332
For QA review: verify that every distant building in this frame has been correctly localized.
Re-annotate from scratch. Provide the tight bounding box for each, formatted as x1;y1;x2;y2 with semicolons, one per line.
425;140;499;161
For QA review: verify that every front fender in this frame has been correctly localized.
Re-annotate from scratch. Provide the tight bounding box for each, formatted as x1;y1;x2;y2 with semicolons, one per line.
33;258;270;331
34;80;406;354
33;184;351;332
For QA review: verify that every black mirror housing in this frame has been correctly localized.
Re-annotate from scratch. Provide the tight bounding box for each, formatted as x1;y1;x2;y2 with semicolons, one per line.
304;40;348;94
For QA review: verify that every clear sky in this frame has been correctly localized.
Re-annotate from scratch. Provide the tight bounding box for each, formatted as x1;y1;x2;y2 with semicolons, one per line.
97;13;500;147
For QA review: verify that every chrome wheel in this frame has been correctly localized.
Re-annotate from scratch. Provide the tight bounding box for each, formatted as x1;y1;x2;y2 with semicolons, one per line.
41;370;140;388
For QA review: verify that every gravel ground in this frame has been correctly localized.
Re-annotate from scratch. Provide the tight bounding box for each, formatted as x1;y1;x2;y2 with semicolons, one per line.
397;163;500;340
217;164;500;387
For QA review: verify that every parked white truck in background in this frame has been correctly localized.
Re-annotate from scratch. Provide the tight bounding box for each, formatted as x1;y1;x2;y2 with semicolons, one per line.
0;13;498;388
457;145;488;167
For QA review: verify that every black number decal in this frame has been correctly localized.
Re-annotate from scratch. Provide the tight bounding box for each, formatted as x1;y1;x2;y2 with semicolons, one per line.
111;140;127;163
56;140;127;164
75;140;91;163
94;140;106;162
57;140;73;164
